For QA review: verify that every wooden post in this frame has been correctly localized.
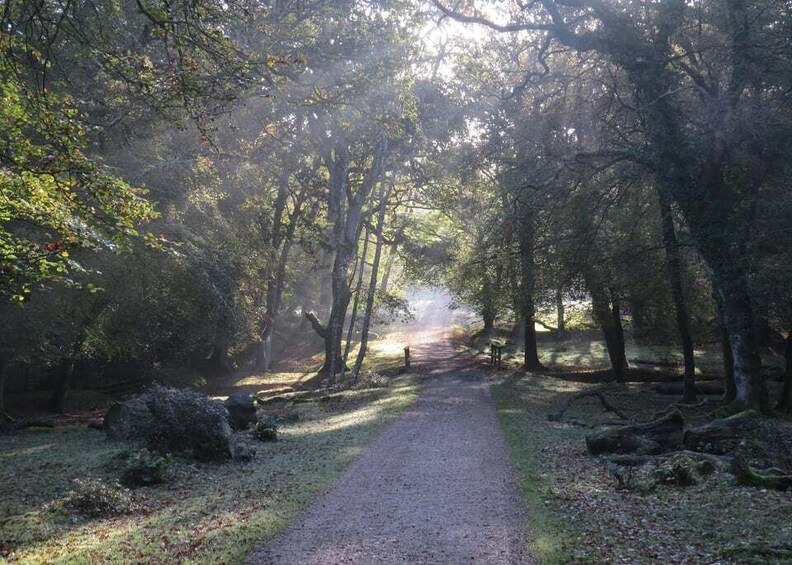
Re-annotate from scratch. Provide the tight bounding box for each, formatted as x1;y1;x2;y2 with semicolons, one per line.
490;342;503;367
404;346;411;370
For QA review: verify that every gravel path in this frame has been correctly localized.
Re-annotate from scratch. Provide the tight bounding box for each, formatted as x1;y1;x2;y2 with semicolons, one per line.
247;307;533;564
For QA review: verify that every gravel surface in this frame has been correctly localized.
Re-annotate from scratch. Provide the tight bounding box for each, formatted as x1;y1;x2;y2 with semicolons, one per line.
247;310;533;564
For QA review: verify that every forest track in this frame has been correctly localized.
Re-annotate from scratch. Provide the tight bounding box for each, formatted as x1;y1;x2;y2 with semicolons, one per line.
247;293;533;564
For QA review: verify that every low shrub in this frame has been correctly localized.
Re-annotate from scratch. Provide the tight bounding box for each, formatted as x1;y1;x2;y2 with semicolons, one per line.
252;417;279;442
54;478;141;519
352;373;389;390
119;449;171;487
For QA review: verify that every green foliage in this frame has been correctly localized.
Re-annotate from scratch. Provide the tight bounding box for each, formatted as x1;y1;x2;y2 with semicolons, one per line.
0;43;157;300
119;449;171;487
651;454;699;487
252;417;279;442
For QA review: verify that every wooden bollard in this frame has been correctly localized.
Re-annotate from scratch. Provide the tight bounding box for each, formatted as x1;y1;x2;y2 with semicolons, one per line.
404;346;411;370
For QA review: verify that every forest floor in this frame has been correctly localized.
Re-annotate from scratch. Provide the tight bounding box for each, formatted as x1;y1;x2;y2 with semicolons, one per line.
459;328;792;564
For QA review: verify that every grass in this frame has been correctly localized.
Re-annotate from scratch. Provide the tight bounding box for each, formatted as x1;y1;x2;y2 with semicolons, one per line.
492;378;572;564
0;376;419;564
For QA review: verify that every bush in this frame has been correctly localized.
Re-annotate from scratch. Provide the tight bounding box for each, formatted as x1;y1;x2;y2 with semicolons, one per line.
652;454;698;487
142;385;232;461
55;478;141;518
252;417;279;442
119;449;171;487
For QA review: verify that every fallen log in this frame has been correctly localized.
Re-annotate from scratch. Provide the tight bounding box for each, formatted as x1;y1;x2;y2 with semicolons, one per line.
656;382;724;396
0;418;55;433
255;386;296;398
255;390;315;405
683;410;757;455
585;410;685;455
548;388;628;422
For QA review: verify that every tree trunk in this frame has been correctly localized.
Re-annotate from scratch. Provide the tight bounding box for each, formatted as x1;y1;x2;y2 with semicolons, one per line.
611;296;627;378
0;355;9;422
343;227;371;369
254;172;303;372
318;246;334;314
49;358;76;414
722;332;736;403
709;265;768;412
481;274;496;336
315;134;388;382
378;243;397;295
519;221;542;370
556;287;565;333
658;191;697;403
776;328;792;414
589;283;627;381
207;338;232;375
353;176;393;380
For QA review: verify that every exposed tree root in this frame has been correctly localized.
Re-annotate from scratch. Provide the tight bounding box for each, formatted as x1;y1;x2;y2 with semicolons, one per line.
548;388;629;423
731;454;792;491
605;450;733;471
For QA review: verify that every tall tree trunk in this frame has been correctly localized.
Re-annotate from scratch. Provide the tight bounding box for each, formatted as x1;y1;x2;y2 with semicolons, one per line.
713;288;737;403
378;243;397;295
353;177;392;379
255;189;304;372
658;192;697;403
722;334;736;403
589;283;627;381
207;337;232;375
519;221;542;370
343;227;371;369
707;261;767;412
776;327;792;414
0;353;9;422
481;274;496;336
611;295;627;378
318;246;334;314
49;358;75;414
556;287;565;333
314;134;388;382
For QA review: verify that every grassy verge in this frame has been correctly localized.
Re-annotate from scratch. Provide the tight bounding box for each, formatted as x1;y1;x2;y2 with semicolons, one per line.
0;376;419;564
491;376;574;564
